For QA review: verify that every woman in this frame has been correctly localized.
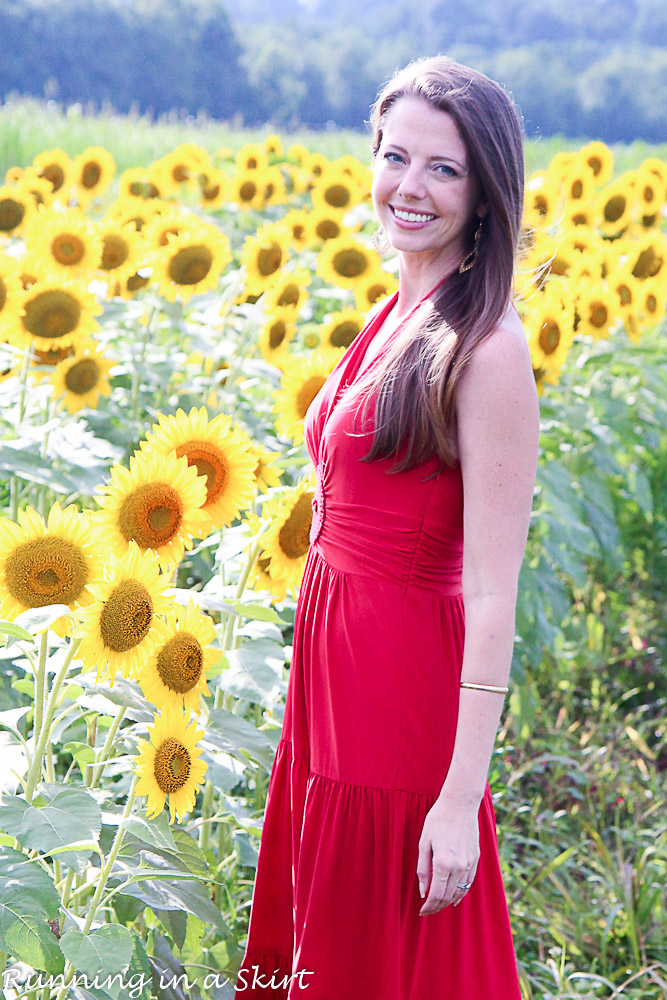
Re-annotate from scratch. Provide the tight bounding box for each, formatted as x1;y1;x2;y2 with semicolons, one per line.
235;56;539;999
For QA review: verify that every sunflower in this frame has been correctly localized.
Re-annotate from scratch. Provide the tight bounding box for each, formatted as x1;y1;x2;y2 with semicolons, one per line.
135;710;207;824
581;141;614;187
264;133;284;158
575;283;618;340
0;184;33;237
245;511;289;602
306;152;328;183
523;172;560;230
258;314;297;367
141;406;257;536
95;449;208;569
306;209;347;245
286;144;310;168
595;178;635;236
197;167;230;210
261;166;287;207
137;601;216;714
311;167;363;215
229;171;264;211
0;253;23;324
119;167;165;201
158;144;211;192
241;224;291;296
260;476;315;592
10;278;102;352
639;280;665;327
32;149;72;196
247;442;284;494
282;209;310;250
320;308;365;350
50;340;115;413
97;219;146;285
141;208;197;250
0;503;104;628
25;206;103;278
235;144;269;173
273;350;341;445
628;232;666;281
633;165;665;219
317;235;378;289
523;287;575;384
20;170;56;211
354;271;399;311
151;225;232;302
105;196;165;233
262;267;311;318
72;147;116;204
610;264;641;317
77;542;173;684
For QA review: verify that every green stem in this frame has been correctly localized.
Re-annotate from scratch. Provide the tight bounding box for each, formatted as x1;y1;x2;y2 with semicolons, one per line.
25;639;81;803
88;707;126;788
222;540;260;651
32;631;49;759
16;343;32;425
130;306;156;427
55;780;137;1000
58;869;74;935
198;780;215;851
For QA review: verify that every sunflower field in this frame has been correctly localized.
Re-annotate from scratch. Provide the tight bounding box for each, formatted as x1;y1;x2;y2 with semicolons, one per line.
0;134;665;1000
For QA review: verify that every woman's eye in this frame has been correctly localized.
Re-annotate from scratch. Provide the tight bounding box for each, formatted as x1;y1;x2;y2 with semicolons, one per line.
434;164;457;177
384;152;404;164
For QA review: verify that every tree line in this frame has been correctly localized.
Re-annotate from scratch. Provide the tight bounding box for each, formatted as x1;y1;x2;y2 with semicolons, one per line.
1;0;666;141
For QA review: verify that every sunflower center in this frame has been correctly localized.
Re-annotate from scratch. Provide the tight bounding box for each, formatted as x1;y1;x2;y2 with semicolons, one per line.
258;552;272;573
618;283;632;306
168;245;214;286
239;181;257;202
4;536;88;608
23;291;81;340
127;272;150;291
52;234;85;266
539;319;561;354
0;197;25;233
632;247;660;280
175;442;229;505
590;303;608;327
81;162;102;189
278;494;313;560
101;235;130;270
157;633;203;693
154;737;192;793
364;282;388;305
99;579;153;652
257;243;283;277
202;183;221;201
534;195;548;216
316;219;341;241
296;375;327;419
588;156;602;176
41;165;66;191
268;320;287;349
333;248;368;278
65;358;100;395
330;320;360;348
277;283;299;307
118;483;184;548
645;293;657;313
604;195;626;224
172;165;188;183
325;184;351;209
570;179;583;200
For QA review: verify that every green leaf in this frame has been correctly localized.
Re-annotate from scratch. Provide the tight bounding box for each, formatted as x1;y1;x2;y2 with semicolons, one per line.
16;786;102;873
112;865;225;932
0;846;60;917
205;708;276;773
0;904;64;975
223;599;288;625
64;742;97;777
170;830;209;879
13;604;72;635
122;813;177;853
60;925;134;1000
219;639;286;708
0;621;35;644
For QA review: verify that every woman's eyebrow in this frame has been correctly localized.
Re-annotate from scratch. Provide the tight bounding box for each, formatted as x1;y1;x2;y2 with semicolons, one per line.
383;143;466;171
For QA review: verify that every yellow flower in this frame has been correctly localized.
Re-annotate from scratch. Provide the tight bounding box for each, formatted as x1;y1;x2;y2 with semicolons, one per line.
0;503;104;628
282;209;310;250
119;167;165;201
247;443;284;494
575;283;618;340
137;601;216;714
261;166;287;207
197;167;230;210
0;253;23;324
105;196;164;233
258;314;297;366
310;167;364;214
523;286;575;384
241;223;291;296
32;149;72;196
354;271;398;311
94;449;208;569
151;224;232;302
320;309;365;350
306;208;347;246
581;141;614;187
259;476;315;593
264;134;284;158
627;231;666;281
595;177;635;236
262;267;311;318
245;511;289;602
72;147;116;204
229;171;265;211
77;542;174;683
135;710;208;824
523;172;560;230
141;406;257;536
25;206;103;278
11;278;102;352
0;184;33;238
317;235;379;289
273;350;341;445
50;340;115;413
97;220;146;285
235;144;269;172
639;280;665;327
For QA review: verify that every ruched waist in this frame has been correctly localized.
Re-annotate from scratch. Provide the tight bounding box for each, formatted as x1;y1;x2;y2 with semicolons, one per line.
309;492;462;595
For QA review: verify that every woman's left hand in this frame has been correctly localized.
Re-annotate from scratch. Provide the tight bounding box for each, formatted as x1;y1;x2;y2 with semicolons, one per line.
416;794;480;915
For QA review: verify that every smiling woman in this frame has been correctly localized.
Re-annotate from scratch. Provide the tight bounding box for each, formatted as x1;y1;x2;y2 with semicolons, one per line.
234;56;537;1000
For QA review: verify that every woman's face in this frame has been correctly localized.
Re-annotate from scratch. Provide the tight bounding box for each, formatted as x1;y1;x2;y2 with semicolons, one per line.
371;96;487;269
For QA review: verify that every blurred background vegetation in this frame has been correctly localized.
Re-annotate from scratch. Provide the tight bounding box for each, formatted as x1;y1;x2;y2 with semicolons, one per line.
1;0;666;141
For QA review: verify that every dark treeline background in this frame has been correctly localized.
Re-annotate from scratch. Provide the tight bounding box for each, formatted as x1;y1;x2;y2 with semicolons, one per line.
2;0;666;141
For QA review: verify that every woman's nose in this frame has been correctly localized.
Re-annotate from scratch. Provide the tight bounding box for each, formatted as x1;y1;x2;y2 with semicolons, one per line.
396;164;427;200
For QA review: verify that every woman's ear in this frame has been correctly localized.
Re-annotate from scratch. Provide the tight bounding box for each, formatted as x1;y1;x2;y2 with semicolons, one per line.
477;200;490;219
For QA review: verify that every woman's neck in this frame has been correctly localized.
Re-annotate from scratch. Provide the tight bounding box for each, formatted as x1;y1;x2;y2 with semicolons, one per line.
395;248;460;317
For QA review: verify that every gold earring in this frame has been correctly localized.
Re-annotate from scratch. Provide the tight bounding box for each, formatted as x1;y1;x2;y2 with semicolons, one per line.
371;226;392;255
458;217;484;273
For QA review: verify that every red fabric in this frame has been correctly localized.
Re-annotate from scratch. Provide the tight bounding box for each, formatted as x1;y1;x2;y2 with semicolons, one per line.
234;292;522;999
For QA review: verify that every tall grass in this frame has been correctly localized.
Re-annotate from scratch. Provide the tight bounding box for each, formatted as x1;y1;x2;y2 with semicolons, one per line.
1;95;666;177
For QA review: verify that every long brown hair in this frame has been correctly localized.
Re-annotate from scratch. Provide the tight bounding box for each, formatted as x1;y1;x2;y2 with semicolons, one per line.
352;56;525;477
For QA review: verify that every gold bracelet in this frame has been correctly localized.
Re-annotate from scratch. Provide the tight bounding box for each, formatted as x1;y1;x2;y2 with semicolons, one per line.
460;681;509;694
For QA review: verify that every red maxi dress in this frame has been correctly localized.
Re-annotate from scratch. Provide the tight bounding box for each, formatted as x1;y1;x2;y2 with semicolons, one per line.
234;291;522;999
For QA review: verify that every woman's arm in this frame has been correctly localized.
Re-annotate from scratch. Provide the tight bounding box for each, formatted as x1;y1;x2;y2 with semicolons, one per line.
417;321;539;915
